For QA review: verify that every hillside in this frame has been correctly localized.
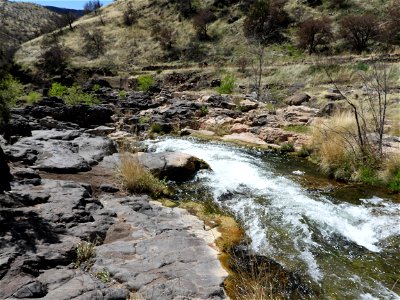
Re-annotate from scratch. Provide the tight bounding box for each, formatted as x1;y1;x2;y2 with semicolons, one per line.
0;0;64;55
14;0;399;73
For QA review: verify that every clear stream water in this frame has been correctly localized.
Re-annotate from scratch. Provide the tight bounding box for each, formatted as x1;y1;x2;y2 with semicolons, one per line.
145;137;400;299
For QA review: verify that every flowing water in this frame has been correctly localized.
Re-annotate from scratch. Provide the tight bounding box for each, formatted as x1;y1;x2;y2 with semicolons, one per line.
145;137;400;299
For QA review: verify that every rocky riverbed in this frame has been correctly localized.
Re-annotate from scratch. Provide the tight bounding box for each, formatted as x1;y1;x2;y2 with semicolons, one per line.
1;83;398;299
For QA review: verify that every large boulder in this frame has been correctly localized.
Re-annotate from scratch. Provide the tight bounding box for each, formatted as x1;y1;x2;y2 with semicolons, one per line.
2;114;32;142
285;93;310;106
0;146;12;192
137;152;210;182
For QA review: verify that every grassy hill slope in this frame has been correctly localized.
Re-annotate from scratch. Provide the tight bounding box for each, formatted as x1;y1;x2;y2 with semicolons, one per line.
14;0;399;73
0;0;64;55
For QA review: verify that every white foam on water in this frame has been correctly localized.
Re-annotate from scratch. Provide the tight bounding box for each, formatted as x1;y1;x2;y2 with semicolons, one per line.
146;138;400;295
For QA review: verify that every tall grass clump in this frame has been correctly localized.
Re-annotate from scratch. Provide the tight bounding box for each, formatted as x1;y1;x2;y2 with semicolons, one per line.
311;111;400;190
137;75;154;92
217;74;235;94
118;153;166;196
74;241;96;270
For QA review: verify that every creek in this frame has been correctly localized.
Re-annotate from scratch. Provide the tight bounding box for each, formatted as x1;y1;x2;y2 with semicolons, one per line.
145;137;400;299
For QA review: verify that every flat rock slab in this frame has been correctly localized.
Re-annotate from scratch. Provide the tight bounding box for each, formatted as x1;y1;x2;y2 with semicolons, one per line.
94;195;228;300
6;130;117;174
222;132;267;145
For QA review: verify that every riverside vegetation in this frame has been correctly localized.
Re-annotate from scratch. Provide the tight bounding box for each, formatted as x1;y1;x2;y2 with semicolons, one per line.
0;0;400;299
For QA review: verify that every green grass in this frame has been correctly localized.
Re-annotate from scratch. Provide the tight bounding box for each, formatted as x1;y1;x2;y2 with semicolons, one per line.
283;125;310;134
217;74;235;95
22;91;42;105
48;82;68;97
137;75;154;92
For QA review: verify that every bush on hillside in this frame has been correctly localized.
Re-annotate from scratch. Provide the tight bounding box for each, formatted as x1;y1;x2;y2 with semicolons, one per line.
36;35;69;75
297;17;333;54
381;0;400;46
339;14;379;53
80;29;105;58
192;9;215;40
243;0;291;44
48;83;99;106
123;2;138;26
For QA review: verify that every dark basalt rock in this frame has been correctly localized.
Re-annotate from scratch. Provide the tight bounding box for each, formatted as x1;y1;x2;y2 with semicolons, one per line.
0;146;12;193
2;114;32;142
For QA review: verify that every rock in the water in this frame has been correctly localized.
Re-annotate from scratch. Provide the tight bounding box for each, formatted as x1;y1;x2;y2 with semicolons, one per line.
285;93;310;106
0;146;12;192
137;152;210;181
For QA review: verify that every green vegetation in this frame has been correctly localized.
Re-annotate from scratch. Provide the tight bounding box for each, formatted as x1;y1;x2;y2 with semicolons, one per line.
0;75;23;130
217;74;235;95
74;241;96;270
96;268;110;283
199;105;209;116
118;90;127;98
22;91;42;105
283;125;310;134
48;83;99;106
48;82;68;98
137;75;154;92
118;153;166;197
149;123;163;134
279;142;295;153
92;83;101;91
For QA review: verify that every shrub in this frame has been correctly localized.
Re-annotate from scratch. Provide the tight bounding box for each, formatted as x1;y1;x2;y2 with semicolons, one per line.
118;153;166;196
23;91;42;105
279;142;295;153
63;85;99;106
192;9;215;40
137;75;154;92
119;90;127;98
243;0;291;44
48;83;99;106
339;14;378;53
199;105;209;116
80;29;105;58
297;17;333;54
48;82;68;97
0;76;24;108
96;268;110;283
123;2;138;26
381;0;400;46
217;74;235;94
74;241;95;270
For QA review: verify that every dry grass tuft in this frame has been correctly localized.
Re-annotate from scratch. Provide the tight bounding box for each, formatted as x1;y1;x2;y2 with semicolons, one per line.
310;112;359;178
118;153;166;195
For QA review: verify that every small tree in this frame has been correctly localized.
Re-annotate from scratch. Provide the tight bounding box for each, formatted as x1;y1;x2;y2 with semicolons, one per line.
64;12;78;31
84;0;105;25
151;22;177;53
80;29;105;58
178;0;195;18
298;17;332;54
192;8;215;40
36;34;68;75
381;0;400;46
243;0;291;45
339;14;378;53
123;3;138;26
